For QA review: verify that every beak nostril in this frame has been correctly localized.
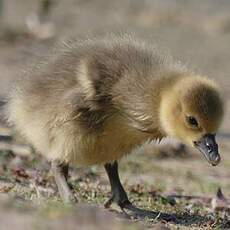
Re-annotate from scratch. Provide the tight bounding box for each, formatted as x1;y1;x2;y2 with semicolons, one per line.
206;144;213;153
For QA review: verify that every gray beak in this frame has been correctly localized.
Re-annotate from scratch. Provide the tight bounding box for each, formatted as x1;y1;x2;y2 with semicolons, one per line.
194;134;220;166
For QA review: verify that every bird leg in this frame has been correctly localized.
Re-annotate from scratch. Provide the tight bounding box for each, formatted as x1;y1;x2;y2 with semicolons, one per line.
104;161;176;222
104;161;131;209
51;161;76;203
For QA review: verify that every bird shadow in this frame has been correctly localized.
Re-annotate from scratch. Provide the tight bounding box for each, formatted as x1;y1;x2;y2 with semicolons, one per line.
119;204;210;226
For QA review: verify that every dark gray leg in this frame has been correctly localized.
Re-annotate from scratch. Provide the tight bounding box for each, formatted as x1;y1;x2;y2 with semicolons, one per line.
104;161;175;222
104;161;131;209
51;161;76;203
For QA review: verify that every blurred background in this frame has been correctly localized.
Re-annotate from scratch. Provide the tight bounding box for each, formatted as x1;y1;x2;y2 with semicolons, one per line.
0;0;230;229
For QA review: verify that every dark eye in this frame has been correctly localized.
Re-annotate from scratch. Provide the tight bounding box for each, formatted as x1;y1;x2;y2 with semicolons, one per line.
187;116;198;128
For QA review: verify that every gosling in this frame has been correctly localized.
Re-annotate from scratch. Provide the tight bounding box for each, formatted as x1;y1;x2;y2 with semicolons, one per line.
5;35;224;209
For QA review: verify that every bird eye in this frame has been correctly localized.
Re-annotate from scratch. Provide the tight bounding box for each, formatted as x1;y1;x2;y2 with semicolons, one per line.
186;116;198;128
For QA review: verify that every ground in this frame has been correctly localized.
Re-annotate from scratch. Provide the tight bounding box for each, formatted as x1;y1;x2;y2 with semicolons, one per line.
0;0;230;229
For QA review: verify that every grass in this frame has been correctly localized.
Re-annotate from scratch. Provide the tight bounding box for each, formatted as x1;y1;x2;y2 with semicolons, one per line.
0;141;230;229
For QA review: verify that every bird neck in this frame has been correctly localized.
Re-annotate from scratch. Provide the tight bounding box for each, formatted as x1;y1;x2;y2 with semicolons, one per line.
158;73;187;137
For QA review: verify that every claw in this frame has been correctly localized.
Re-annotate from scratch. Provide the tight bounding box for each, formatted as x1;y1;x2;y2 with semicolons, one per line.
104;194;131;209
104;196;114;208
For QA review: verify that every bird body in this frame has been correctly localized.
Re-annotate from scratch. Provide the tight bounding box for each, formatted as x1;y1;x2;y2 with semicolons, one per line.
5;36;173;165
6;36;223;166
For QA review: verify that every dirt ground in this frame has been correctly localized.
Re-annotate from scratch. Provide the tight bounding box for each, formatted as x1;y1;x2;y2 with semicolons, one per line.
0;0;230;229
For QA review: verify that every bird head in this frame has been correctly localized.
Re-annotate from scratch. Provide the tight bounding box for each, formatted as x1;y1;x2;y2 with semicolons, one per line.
160;76;224;166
